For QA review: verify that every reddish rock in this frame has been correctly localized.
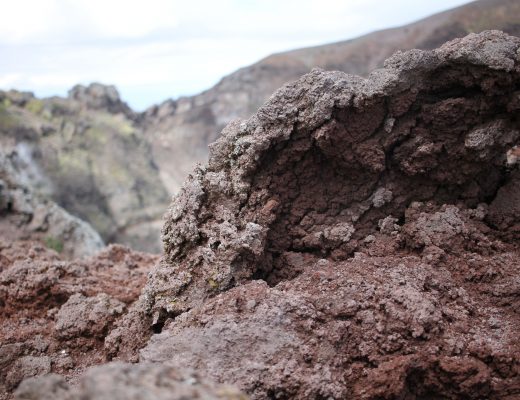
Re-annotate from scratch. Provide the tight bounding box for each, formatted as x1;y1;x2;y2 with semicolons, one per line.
0;242;157;397
4;31;520;400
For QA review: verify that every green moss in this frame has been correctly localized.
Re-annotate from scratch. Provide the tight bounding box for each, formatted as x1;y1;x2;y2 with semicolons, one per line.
207;278;219;290
57;149;90;172
25;99;44;115
1;98;12;108
96;113;135;137
44;236;64;253
0;107;18;130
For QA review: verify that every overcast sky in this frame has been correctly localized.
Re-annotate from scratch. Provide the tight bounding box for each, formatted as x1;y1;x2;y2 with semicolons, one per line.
0;0;473;110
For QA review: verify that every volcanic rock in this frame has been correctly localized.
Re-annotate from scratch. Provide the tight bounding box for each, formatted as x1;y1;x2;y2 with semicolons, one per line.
0;150;104;258
0;242;158;397
135;31;520;399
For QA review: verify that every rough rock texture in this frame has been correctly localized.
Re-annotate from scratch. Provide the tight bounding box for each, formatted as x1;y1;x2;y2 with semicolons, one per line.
0;150;104;258
136;32;520;398
148;30;520;316
1;1;516;253
6;31;520;400
0;85;169;252
143;204;520;398
0;242;158;398
142;0;520;193
14;362;247;400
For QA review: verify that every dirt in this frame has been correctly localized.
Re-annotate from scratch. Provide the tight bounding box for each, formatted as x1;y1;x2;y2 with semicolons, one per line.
2;31;520;399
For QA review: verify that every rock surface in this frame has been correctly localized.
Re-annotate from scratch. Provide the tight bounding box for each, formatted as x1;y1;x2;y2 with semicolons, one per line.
0;150;104;258
0;242;158;398
137;31;520;399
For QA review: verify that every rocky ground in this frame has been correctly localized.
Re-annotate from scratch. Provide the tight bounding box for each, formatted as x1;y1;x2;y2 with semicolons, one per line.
1;1;517;257
0;241;158;397
1;31;519;399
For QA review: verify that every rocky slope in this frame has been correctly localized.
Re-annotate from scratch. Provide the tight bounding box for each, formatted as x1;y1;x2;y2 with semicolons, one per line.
143;0;520;193
0;241;158;397
0;85;170;252
0;149;103;259
3;31;519;399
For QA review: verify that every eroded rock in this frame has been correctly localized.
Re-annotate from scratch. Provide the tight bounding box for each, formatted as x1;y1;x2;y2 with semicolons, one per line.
146;31;520;317
135;31;520;399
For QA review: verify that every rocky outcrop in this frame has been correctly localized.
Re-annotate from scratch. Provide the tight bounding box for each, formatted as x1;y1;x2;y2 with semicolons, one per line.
68;83;135;118
142;0;520;193
0;150;104;258
0;241;158;398
147;30;520;315
0;87;170;252
136;31;520;398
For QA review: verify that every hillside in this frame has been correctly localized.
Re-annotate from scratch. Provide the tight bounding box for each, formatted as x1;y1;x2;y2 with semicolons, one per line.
0;85;170;252
143;0;520;193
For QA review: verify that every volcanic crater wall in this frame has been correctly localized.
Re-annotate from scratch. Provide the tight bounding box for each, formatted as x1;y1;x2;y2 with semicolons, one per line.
141;31;520;321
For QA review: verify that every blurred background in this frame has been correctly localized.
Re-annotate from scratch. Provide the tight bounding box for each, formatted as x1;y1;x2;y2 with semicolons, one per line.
0;0;519;255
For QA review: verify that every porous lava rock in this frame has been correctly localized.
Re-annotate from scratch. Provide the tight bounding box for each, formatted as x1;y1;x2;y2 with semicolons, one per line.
143;203;520;398
148;31;520;317
0;242;158;398
135;31;520;398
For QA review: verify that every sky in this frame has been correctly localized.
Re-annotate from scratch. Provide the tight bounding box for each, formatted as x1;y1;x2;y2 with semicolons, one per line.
0;0;474;111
